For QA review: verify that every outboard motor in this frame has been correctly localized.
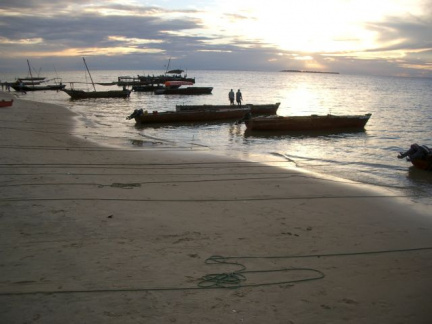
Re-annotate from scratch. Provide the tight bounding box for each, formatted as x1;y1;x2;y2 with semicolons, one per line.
126;109;143;120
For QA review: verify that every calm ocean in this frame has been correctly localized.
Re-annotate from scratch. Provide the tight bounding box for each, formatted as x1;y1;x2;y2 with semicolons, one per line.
4;69;432;209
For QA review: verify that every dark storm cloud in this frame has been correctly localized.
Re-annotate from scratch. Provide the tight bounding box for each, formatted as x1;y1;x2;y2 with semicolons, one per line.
0;12;200;48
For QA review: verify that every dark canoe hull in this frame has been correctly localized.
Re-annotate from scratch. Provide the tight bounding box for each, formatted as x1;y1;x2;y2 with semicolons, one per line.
154;87;213;95
11;84;66;92
411;158;432;171
134;108;250;124
62;89;131;100
245;113;372;131
176;103;280;115
0;99;13;107
132;84;164;92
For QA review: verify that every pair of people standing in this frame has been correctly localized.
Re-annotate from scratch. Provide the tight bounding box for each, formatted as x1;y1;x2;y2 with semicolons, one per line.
229;89;242;105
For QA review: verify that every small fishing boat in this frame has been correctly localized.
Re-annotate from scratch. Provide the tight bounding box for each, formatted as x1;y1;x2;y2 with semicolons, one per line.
176;102;280;115
398;144;432;171
63;88;131;99
0;99;13;107
12;60;64;92
245;113;372;131
132;84;164;92
154;81;212;95
127;107;250;124
11;82;65;92
62;58;131;100
136;59;195;85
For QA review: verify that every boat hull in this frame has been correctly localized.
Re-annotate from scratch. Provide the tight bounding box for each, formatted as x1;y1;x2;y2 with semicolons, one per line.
62;89;131;99
176;103;280;115
411;159;432;171
245;113;372;131
11;84;66;92
132;84;164;92
154;87;213;95
131;108;250;124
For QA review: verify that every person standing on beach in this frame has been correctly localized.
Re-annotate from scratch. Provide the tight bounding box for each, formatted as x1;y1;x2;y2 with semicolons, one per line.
236;89;243;106
228;89;235;105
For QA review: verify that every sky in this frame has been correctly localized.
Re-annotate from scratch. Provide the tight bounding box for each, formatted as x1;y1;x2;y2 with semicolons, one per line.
0;0;431;77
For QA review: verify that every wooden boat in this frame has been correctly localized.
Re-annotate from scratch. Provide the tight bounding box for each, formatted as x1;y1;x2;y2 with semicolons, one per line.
132;84;164;92
398;144;432;171
176;102;280;115
411;157;432;171
62;58;131;100
127;107;250;124
17;61;46;84
11;82;65;92
0;99;13;107
12;60;63;91
62;88;131;99
245;113;372;131
154;86;213;95
137;59;195;85
154;81;212;95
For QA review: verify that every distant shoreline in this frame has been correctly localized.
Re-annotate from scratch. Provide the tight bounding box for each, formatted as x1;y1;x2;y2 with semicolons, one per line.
281;69;340;75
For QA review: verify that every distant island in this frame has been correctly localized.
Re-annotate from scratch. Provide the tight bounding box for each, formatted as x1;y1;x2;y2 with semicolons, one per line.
281;70;340;75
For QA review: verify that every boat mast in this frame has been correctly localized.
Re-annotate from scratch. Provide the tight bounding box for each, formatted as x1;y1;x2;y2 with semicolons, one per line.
27;60;35;86
82;57;96;91
165;57;171;75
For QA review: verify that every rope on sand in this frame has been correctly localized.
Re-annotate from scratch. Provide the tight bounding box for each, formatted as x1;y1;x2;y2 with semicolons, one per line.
1;247;431;296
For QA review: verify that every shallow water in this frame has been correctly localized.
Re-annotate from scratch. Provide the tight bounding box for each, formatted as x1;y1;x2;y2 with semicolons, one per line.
4;69;432;209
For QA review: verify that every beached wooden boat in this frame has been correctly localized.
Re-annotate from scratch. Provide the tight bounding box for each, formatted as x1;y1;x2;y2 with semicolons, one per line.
176;102;280;115
0;99;13;107
127;107;250;124
245;113;372;131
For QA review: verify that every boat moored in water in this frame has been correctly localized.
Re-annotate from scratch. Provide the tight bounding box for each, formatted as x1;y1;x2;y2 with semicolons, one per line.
176;102;280;115
127;107;250;124
63;58;132;100
62;88;131;100
244;113;372;132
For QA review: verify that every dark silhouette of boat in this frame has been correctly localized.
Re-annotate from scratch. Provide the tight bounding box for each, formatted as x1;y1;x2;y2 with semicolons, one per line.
176;103;280;115
245;113;372;131
62;88;131;99
12;60;64;92
132;84;164;92
154;86;213;95
153;81;212;95
62;58;131;100
11;81;65;92
127;107;250;124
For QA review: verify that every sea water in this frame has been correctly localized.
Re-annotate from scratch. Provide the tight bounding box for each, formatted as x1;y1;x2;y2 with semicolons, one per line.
3;70;432;209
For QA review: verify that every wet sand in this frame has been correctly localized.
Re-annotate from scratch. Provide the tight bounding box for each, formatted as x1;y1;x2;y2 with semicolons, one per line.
1;92;432;323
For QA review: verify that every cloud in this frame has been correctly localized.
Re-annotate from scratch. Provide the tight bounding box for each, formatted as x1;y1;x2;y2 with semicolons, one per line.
0;0;431;77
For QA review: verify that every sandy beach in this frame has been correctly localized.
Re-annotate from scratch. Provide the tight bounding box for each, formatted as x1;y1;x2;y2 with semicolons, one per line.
1;91;432;323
